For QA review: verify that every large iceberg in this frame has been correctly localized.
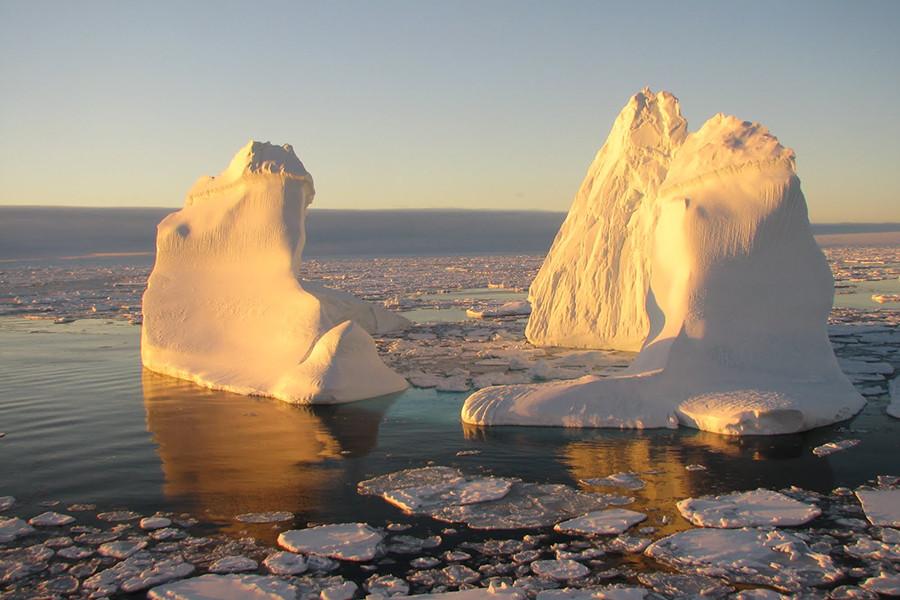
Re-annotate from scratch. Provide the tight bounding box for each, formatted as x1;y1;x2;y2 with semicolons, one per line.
141;141;408;403
526;88;687;351
462;92;864;435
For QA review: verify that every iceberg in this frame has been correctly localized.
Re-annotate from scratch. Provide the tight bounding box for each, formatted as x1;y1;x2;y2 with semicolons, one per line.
463;92;864;435
526;89;687;351
141;141;407;404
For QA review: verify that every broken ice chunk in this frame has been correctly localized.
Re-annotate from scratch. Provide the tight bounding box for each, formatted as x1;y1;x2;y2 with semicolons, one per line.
554;509;647;536
277;523;383;561
676;488;821;528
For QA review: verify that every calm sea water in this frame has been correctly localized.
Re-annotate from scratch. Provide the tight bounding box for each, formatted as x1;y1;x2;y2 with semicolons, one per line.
1;316;897;545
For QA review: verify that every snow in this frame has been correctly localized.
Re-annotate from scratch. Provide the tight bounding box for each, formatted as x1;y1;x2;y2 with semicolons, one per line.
463;91;865;435
277;523;384;561
855;488;900;526
148;574;298;600
644;527;843;591
675;489;821;528
141;141;408;404
530;558;590;580
554;509;647;535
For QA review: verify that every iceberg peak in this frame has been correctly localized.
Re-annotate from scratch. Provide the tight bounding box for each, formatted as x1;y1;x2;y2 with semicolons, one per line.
188;140;314;205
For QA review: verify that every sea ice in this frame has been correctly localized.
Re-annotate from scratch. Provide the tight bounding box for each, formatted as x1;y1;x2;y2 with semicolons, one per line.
889;377;900;418
141;141;407;404
644;527;843;591
277;522;384;561
536;587;650;599
636;572;731;599
855;488;900;526
148;574;298;600
812;439;860;457
530;559;589;581
675;489;821;528
382;477;514;513
412;585;525;599
140;516;173;529
463;91;864;435
554;509;647;536
580;472;645;490
0;496;13;511
235;511;294;524
27;511;75;526
861;572;900;596
208;555;258;573
431;482;609;529
0;517;34;542
262;551;307;575
467;301;532;319
98;539;148;559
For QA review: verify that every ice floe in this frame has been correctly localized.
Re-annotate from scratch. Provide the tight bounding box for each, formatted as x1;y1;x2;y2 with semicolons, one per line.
812;439;861;457
855;488;900;526
675;488;821;528
261;551;308;575
277;523;384;561
0;517;34;542
208;555;258;573
0;497;13;512
235;511;294;524
580;472;645;491
554;509;647;536
530;558;589;581
148;573;297;600
644;527;843;591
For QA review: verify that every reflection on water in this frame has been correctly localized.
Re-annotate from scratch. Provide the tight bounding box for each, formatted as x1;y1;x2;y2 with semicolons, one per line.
142;370;397;534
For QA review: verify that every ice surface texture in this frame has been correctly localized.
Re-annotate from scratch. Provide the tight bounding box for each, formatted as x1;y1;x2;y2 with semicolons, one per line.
463;90;865;435
141;141;408;404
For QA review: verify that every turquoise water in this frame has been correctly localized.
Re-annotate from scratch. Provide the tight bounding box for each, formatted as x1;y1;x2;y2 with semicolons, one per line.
1;316;898;545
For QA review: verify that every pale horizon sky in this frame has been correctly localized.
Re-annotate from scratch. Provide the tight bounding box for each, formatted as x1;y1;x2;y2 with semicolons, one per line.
1;0;899;222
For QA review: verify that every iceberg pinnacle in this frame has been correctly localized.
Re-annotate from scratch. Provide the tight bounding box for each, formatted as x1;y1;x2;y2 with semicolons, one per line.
463;91;864;435
141;141;408;404
526;88;687;351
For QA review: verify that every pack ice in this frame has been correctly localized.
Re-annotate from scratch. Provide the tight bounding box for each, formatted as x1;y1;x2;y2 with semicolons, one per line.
141;141;408;403
463;90;864;435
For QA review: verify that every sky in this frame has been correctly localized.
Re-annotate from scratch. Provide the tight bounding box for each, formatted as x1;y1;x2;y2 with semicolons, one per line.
1;1;899;222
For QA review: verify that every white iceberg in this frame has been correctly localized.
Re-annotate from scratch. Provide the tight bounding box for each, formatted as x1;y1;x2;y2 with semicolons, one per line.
141;141;407;404
675;488;820;528
467;300;532;319
526;88;687;351
463;92;864;435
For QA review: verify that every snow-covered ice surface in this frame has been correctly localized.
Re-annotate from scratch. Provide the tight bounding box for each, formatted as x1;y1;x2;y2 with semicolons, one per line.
140;141;407;404
676;488;821;528
464;90;871;435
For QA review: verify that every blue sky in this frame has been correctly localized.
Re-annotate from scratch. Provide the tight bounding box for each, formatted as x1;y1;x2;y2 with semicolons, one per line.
1;0;898;221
